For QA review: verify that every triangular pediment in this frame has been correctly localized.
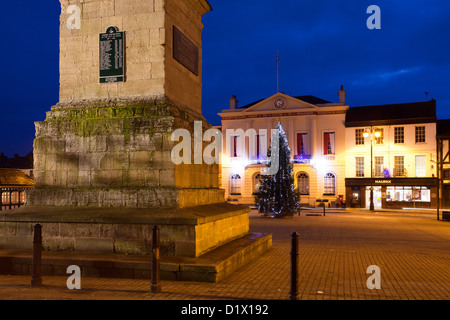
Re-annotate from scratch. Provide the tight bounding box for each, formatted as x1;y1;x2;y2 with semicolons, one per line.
243;93;320;113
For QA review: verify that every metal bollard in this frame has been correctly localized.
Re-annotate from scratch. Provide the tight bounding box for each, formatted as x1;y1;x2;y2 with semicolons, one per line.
323;204;326;216
31;224;42;287
151;225;162;293
289;231;300;300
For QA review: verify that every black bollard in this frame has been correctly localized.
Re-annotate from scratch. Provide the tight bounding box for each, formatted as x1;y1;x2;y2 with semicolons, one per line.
323;205;326;216
151;225;162;293
289;231;300;300
31;224;42;287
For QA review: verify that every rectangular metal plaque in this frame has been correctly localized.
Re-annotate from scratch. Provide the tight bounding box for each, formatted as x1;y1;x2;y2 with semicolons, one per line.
173;26;199;76
100;27;125;83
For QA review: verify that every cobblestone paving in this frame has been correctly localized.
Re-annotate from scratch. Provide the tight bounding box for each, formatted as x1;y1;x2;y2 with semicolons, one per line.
0;209;449;300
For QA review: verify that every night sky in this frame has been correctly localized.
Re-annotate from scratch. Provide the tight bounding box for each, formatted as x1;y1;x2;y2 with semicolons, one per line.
0;0;449;157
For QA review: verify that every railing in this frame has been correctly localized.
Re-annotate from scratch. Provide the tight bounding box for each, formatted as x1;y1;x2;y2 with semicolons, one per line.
393;167;407;177
0;202;25;211
293;154;311;164
373;169;389;178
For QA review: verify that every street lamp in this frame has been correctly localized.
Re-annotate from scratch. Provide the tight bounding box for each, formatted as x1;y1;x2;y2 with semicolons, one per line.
363;129;381;211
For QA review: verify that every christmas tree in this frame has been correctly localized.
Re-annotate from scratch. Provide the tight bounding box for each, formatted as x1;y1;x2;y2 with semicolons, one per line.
255;122;300;218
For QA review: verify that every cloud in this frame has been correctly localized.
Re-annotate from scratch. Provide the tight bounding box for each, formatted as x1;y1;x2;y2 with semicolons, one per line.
351;66;424;87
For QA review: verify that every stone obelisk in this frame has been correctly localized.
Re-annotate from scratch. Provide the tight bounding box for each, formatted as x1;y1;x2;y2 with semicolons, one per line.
30;0;223;209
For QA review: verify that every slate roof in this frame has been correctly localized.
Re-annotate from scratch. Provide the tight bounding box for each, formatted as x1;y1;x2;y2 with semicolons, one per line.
345;100;437;127
239;95;331;109
0;169;34;187
0;151;33;169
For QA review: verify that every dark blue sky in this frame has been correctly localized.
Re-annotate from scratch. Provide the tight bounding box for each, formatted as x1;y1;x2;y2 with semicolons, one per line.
0;0;449;156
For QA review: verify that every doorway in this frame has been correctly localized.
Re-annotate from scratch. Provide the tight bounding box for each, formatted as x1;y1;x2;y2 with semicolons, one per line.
366;186;382;209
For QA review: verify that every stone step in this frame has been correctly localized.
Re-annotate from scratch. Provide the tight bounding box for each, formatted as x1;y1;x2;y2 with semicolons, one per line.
0;233;272;283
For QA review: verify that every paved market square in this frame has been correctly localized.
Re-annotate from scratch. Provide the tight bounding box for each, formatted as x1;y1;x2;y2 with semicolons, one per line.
0;209;449;300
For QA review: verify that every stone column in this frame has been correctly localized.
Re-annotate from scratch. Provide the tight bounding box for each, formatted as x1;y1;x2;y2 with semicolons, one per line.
311;117;317;159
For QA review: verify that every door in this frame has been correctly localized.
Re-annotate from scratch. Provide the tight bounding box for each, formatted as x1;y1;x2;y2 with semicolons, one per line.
366;187;382;209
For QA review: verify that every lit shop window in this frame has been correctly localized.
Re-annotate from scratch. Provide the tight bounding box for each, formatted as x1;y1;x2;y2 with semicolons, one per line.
386;186;431;202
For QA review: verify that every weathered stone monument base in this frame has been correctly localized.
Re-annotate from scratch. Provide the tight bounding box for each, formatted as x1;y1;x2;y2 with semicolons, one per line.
0;232;272;283
29;98;224;209
2;204;273;282
4;204;250;258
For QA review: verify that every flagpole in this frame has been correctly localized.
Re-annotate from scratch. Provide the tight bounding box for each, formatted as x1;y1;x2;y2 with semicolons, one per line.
277;49;280;93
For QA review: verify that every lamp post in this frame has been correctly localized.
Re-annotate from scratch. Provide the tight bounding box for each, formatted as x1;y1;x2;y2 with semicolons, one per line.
364;128;381;211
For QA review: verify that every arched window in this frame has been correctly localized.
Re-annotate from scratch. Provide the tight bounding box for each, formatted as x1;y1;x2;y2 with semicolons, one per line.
230;174;242;195
324;173;336;195
253;173;262;194
297;173;309;195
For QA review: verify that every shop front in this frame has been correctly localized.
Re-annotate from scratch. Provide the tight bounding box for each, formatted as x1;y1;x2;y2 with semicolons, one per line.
346;178;438;209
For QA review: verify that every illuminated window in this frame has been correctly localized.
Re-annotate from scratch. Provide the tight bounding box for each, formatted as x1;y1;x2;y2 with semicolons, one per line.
297;133;309;156
231;136;238;157
386;186;430;202
443;169;450;180
355;129;365;145
323;132;335;155
356;157;365;177
375;157;384;177
374;128;384;145
324;173;336;195
255;135;261;160
253;173;262;194
394;127;404;144
230;174;242;195
415;155;426;177
394;156;406;177
297;172;309;195
415;126;426;143
1;192;8;204
11;192;19;203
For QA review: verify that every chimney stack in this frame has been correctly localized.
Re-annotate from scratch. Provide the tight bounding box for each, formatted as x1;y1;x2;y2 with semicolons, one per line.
339;85;346;104
230;95;239;110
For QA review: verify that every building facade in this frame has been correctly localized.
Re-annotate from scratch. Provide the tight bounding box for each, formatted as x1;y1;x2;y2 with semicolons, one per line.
218;90;442;209
437;119;450;209
345;100;438;209
0;168;34;210
218;88;349;207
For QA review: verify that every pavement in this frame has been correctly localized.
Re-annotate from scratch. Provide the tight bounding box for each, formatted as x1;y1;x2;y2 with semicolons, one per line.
0;208;449;301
